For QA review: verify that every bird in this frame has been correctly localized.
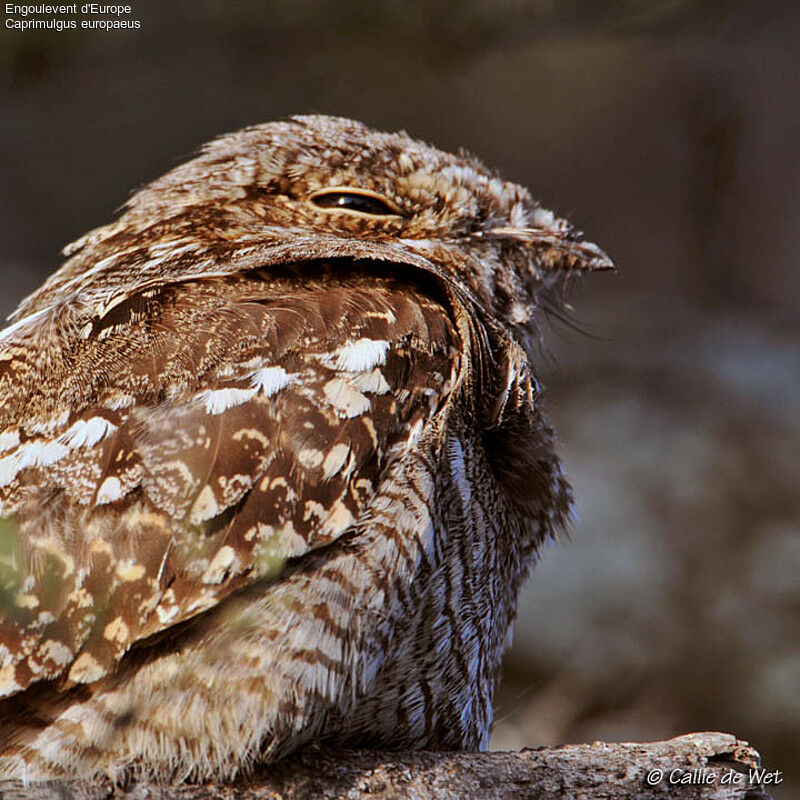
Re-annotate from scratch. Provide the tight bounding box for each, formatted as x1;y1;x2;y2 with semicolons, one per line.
0;115;611;783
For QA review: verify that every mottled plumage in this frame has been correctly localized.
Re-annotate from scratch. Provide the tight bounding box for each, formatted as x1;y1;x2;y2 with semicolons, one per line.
0;115;610;781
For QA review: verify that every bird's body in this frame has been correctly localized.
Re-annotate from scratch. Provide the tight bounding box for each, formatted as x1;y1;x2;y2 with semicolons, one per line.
0;116;610;781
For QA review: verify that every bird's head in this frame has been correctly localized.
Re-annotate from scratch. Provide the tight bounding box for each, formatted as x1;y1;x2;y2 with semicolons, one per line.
10;115;612;351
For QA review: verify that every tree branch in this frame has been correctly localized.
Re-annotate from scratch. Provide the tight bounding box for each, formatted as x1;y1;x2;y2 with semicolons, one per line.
0;732;773;800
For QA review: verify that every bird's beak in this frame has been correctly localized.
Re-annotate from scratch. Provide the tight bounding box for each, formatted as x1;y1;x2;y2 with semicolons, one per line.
485;227;614;274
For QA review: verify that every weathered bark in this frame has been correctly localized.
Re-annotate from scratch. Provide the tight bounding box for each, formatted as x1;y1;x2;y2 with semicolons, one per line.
0;732;774;800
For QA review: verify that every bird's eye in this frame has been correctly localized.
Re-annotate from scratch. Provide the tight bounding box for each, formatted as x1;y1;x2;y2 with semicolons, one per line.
309;188;402;217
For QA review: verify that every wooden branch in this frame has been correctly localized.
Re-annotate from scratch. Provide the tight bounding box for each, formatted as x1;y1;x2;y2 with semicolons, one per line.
0;732;774;800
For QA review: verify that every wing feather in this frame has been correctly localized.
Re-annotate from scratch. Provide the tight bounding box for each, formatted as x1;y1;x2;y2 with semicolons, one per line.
0;270;459;697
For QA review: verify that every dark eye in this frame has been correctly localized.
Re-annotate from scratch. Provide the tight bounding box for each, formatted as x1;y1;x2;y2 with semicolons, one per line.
309;188;402;217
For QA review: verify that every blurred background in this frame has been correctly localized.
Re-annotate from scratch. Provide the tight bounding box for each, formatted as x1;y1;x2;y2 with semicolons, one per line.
1;1;797;795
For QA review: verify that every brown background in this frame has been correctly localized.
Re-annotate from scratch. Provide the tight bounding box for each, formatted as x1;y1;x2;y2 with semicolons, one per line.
1;1;797;796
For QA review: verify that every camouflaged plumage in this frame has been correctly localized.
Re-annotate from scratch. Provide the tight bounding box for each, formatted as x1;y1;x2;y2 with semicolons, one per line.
0;115;611;781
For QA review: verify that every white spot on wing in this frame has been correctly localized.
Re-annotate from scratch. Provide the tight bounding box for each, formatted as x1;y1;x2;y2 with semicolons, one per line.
0;430;20;453
334;338;390;372
59;417;117;449
38;639;73;667
0;440;69;486
156;604;179;625
103;618;130;645
297;448;324;469
0;665;22;698
250;366;294;396
321;500;355;536
202;545;237;584
197;387;257;414
323;378;371;418
68;652;106;684
323;443;351;479
351;368;390;395
189;485;220;524
96;476;125;505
